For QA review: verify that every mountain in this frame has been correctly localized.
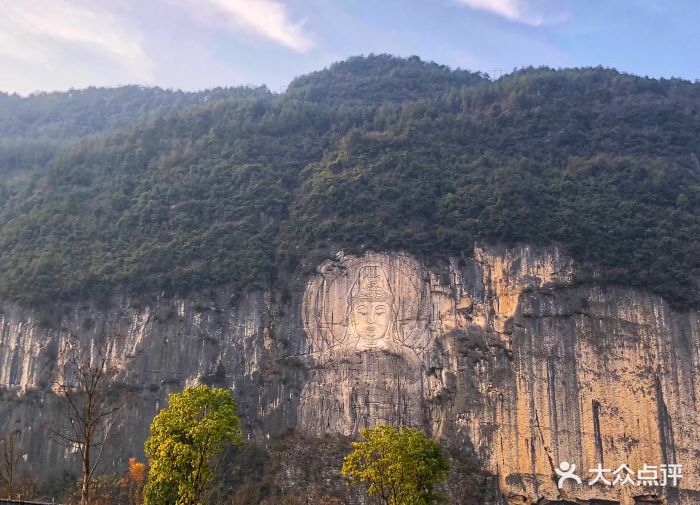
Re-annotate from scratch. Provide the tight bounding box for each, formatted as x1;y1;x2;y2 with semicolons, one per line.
285;53;487;105
0;55;699;505
0;85;268;190
0;85;268;140
0;55;697;308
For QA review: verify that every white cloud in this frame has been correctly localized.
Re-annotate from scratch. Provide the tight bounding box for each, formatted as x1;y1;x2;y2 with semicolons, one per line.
191;0;314;53
0;0;153;86
455;0;545;25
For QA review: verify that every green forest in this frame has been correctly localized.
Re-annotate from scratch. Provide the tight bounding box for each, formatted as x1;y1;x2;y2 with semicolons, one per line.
0;55;698;307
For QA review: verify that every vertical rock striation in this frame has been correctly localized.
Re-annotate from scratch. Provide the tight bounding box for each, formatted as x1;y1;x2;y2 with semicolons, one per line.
0;245;697;504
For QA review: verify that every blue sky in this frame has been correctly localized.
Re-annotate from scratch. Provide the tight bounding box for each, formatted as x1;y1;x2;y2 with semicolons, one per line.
0;0;698;95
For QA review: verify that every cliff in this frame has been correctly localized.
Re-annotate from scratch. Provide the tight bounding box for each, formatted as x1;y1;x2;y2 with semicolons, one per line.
1;244;698;505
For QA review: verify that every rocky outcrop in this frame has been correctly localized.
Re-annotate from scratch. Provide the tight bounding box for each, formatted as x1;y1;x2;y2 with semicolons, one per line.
442;247;699;505
0;245;698;504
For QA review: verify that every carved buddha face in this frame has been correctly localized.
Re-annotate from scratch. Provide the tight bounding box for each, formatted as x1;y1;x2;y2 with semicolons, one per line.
347;265;394;349
350;300;391;344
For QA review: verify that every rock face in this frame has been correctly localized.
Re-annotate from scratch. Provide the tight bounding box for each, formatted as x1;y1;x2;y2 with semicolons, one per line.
1;245;698;505
300;254;433;433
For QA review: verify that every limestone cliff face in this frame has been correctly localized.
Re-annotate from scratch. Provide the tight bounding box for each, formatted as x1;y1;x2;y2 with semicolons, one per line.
0;245;698;505
439;247;700;505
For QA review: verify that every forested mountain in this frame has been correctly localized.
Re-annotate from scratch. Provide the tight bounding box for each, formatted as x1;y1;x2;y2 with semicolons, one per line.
286;54;487;105
0;85;268;178
0;85;269;139
0;54;698;307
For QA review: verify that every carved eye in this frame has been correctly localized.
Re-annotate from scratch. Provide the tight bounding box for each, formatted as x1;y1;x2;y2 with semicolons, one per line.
355;305;368;316
374;303;388;316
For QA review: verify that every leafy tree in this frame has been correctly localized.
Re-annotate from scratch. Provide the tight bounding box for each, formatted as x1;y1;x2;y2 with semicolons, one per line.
121;458;146;505
143;385;243;505
341;425;449;505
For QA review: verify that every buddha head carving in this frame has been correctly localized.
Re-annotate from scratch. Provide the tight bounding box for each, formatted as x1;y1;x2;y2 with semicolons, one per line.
346;265;395;350
302;254;434;364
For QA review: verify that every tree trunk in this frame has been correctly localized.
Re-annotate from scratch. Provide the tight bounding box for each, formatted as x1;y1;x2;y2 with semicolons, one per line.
81;445;90;505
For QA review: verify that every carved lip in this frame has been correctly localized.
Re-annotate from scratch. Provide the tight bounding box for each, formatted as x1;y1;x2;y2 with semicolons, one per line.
361;328;382;340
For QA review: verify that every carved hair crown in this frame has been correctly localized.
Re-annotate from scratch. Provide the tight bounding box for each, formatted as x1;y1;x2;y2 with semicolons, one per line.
349;265;393;304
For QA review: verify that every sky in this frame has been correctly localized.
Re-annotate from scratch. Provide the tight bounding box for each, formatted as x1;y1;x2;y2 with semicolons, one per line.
0;0;698;95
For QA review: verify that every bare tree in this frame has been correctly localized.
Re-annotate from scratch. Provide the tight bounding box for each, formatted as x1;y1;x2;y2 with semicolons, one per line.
0;430;37;501
52;334;126;505
0;429;22;498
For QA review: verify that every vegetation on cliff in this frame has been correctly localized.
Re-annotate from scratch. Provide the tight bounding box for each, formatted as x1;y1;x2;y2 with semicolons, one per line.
0;55;698;307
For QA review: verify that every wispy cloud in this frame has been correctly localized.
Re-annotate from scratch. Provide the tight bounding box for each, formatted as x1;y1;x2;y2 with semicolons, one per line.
455;0;545;25
0;0;152;81
190;0;314;53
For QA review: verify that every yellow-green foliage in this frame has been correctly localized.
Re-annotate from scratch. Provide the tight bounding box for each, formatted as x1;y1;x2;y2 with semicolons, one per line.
341;425;449;505
143;385;243;505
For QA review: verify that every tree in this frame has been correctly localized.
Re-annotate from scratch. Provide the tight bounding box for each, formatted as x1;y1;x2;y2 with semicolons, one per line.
52;334;126;505
81;473;124;505
341;425;449;505
143;385;243;505
121;457;146;505
0;429;22;498
65;456;146;505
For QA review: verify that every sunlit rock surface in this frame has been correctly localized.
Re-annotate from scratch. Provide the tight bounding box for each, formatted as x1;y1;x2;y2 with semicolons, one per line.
1;245;698;504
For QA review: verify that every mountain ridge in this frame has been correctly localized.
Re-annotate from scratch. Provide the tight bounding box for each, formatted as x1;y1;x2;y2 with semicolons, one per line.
0;54;698;308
